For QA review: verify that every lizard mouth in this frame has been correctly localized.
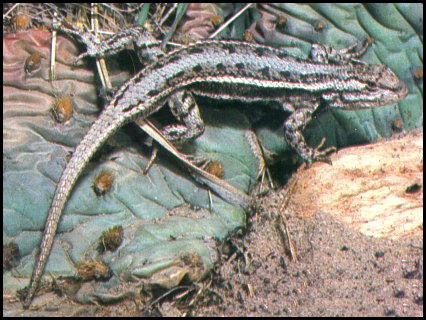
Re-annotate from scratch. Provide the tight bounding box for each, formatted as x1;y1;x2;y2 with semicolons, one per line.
397;82;409;100
379;82;408;106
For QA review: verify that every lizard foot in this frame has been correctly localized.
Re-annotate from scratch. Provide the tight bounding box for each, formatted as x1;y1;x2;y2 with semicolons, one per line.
304;137;336;168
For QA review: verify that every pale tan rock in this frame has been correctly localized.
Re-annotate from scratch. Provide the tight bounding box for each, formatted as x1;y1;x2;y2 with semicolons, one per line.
289;131;423;239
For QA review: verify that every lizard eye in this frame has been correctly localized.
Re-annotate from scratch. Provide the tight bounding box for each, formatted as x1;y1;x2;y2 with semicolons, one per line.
366;85;378;91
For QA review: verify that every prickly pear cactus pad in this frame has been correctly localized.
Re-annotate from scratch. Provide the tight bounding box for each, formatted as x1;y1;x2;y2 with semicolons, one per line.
3;30;253;305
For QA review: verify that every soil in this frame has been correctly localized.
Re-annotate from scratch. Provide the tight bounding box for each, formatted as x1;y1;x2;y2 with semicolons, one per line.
188;189;423;317
8;188;423;317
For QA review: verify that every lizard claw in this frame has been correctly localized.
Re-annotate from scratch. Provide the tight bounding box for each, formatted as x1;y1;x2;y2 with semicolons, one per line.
304;137;336;168
185;155;209;166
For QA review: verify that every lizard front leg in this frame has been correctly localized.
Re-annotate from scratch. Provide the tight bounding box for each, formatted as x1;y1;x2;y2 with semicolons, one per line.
283;97;336;167
311;39;370;64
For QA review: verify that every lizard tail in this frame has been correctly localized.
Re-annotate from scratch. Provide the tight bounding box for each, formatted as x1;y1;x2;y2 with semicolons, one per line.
23;108;127;308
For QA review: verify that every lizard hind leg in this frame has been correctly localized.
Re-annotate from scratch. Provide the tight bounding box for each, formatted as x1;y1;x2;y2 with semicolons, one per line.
162;91;205;144
142;91;205;174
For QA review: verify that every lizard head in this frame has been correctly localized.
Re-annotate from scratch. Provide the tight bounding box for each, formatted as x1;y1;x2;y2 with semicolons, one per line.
325;64;408;109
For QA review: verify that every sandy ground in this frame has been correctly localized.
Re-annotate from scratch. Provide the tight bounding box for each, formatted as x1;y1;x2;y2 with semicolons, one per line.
7;185;423;317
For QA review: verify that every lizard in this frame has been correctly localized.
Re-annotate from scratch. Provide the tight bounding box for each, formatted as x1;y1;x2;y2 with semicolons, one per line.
50;20;254;208
23;24;408;308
